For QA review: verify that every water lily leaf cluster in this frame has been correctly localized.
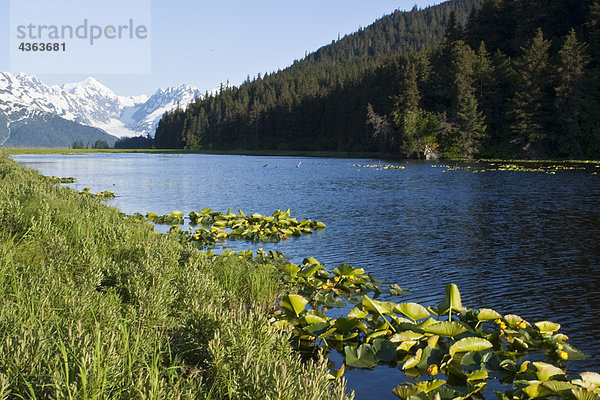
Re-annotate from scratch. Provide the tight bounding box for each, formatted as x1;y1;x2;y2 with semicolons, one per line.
136;208;325;245
79;187;115;198
435;162;597;175
42;175;75;184
353;163;406;170
263;256;594;400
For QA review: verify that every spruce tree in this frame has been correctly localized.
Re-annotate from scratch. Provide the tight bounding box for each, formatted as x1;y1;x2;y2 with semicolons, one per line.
510;28;552;158
451;41;487;159
554;28;591;157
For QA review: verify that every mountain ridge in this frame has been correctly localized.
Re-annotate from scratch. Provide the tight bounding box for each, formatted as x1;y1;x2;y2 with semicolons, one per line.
0;71;204;147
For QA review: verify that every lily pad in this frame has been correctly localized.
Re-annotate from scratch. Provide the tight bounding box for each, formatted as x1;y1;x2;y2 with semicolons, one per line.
422;321;468;337
449;337;493;357
396;302;431;321
477;308;502;321
437;283;463;315
402;348;423;370
535;321;561;333
280;294;308;316
573;387;600;400
533;362;565;382
345;344;378;368
581;372;600;386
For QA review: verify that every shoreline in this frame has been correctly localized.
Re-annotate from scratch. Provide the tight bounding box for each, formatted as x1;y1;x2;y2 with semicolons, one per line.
3;148;600;165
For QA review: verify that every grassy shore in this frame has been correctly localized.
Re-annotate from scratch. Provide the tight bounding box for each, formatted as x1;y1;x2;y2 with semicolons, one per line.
0;154;351;399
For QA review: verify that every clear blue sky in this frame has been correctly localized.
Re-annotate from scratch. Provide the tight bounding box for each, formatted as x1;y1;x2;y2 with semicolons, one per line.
1;1;443;96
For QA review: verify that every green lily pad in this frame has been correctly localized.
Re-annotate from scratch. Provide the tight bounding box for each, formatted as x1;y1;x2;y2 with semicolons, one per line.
334;318;359;334
402;348;423;370
390;330;424;343
449;337;493;357
523;381;553;399
345;344;378;368
389;284;410;296
542;380;576;394
467;369;489;381
298;263;322;278
580;372;600;386
392;384;421;399
535;321;561;333
533;362;565;382
303;322;333;337
437;283;463;315
422;321;468;337
304;313;328;324
332;264;365;276
504;314;524;328
366;329;389;343
415;379;447;393
347;307;368;319
280;294;308;316
396;302;430;321
372;338;398;362
477;308;502;321
573;387;600;400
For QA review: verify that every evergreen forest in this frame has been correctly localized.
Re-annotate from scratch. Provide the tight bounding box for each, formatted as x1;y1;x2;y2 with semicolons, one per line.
153;0;600;159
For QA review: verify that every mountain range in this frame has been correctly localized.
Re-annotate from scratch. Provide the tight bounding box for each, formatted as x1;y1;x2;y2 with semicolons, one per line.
0;72;203;147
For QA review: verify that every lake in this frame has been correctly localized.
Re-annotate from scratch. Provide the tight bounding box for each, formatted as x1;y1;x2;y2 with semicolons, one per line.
13;153;600;399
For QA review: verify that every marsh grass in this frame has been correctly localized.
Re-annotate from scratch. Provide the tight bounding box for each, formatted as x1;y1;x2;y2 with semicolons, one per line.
0;154;351;399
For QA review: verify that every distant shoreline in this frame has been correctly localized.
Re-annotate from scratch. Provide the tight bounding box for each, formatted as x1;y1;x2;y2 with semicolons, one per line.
3;148;600;164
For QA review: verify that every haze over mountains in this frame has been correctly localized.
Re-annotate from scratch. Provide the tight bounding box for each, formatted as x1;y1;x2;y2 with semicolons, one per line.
0;72;203;147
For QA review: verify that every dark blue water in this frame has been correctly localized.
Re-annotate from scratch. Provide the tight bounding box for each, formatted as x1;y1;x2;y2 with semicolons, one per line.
13;153;600;399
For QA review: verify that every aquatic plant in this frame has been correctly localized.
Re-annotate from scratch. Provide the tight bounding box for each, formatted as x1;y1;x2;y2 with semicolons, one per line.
79;187;115;198
137;208;326;245
42;175;76;184
434;162;598;175
354;163;406;170
251;251;594;400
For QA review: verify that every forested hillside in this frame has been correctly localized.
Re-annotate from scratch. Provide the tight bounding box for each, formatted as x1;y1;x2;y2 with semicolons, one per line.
153;0;480;151
154;0;600;159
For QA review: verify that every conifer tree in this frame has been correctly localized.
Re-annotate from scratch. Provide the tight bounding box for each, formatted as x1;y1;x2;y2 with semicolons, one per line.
510;28;552;157
450;41;487;159
554;29;591;157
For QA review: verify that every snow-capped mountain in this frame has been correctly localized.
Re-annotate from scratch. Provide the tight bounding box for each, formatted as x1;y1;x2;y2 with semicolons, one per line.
0;71;203;145
122;84;202;135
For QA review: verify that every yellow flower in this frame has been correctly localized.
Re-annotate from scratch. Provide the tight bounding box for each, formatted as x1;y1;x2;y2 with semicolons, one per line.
238;255;243;259
427;364;439;376
321;284;328;290
499;322;507;330
494;319;502;325
258;248;263;251
517;321;527;329
333;276;340;282
557;343;564;350
559;351;569;360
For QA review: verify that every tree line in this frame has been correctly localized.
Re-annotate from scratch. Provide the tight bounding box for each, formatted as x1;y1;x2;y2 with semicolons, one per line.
152;0;600;160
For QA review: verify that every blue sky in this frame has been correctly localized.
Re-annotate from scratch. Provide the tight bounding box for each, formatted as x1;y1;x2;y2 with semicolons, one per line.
1;1;443;96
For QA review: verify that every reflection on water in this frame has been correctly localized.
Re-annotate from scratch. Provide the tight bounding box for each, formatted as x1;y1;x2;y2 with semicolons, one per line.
13;153;600;399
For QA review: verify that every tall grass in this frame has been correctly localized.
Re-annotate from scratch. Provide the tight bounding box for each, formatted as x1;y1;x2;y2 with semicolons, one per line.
0;154;351;399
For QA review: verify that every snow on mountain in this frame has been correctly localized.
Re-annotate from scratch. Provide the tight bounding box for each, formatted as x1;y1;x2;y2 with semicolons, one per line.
126;84;203;135
0;71;202;139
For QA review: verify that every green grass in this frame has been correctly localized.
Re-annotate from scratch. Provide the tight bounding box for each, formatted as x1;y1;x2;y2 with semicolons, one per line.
0;154;351;400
